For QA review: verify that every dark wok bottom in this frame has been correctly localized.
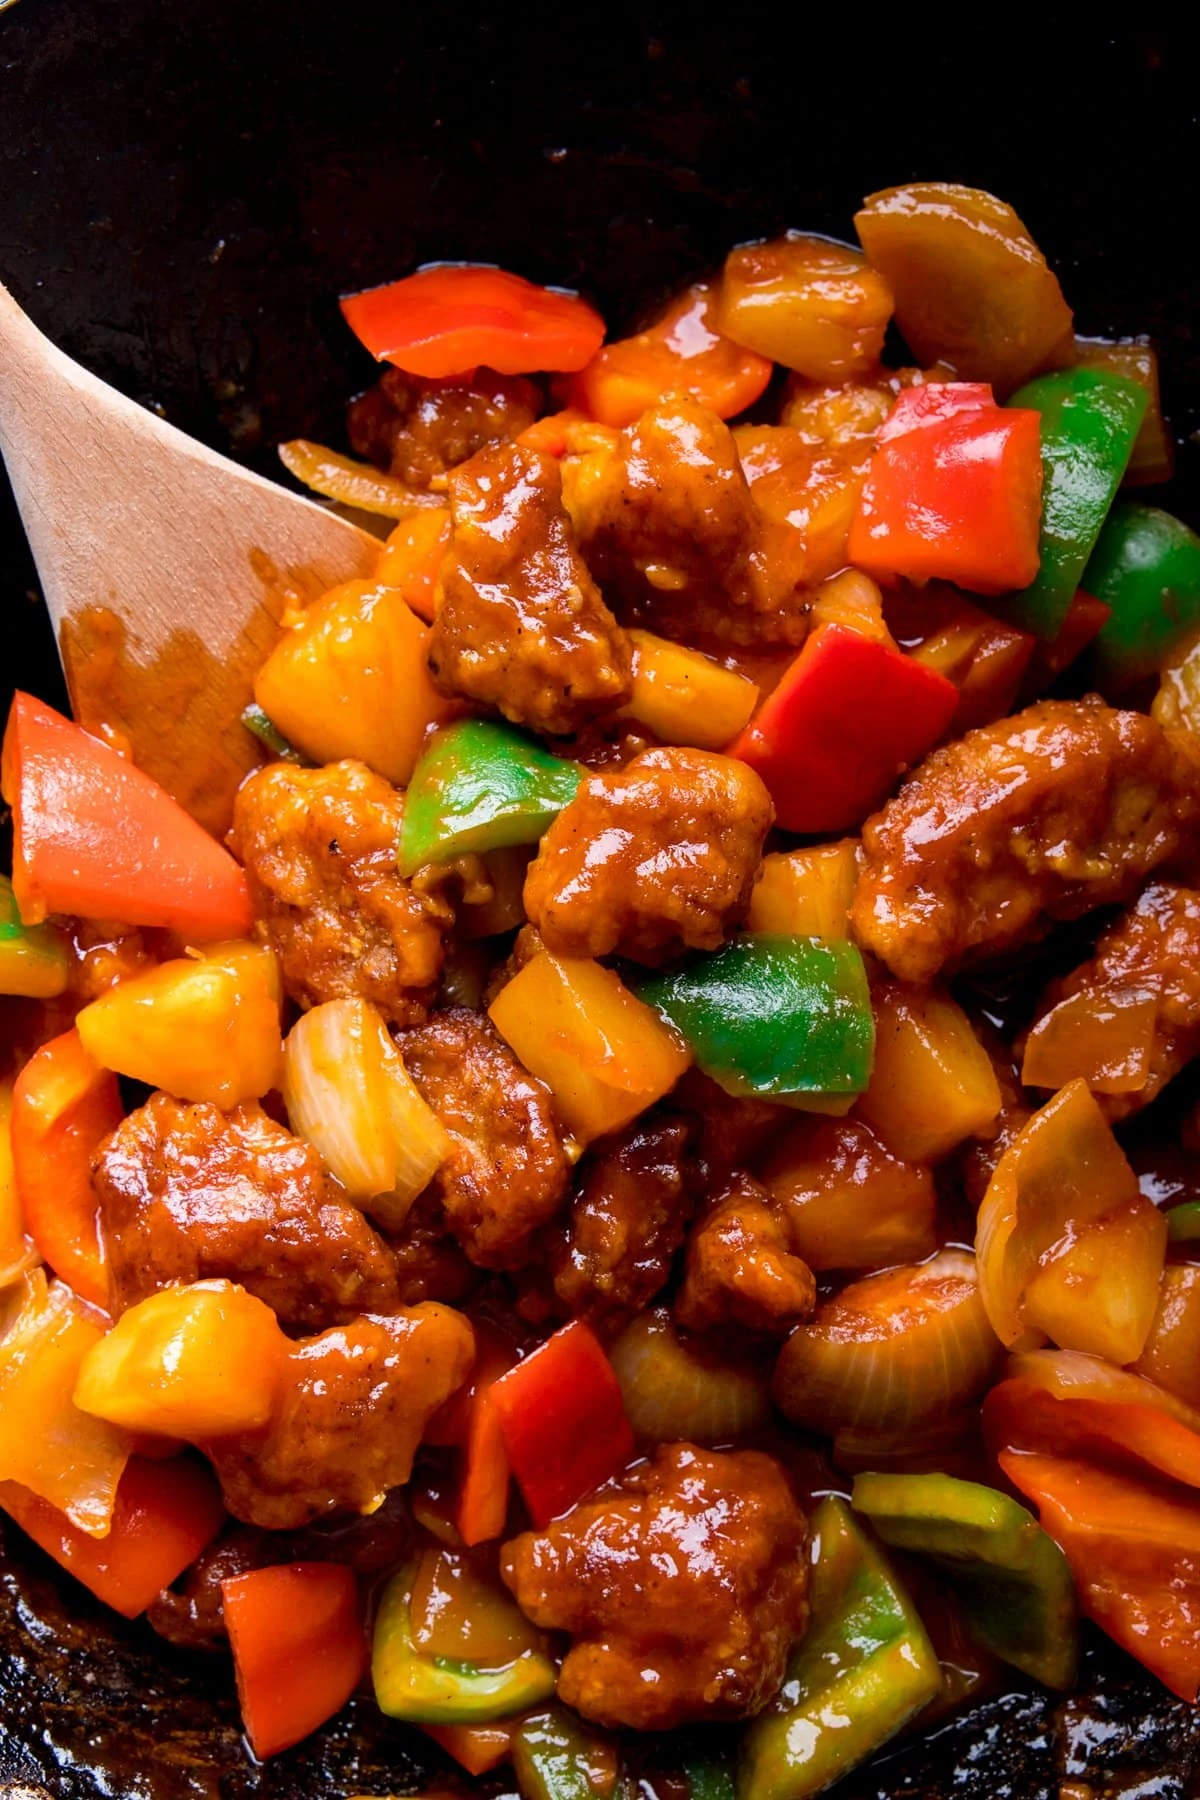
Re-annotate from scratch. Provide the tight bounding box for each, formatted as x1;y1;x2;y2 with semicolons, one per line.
4;1512;1200;1800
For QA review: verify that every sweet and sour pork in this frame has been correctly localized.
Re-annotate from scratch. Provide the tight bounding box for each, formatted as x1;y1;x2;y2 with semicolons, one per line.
852;699;1200;984
502;1443;810;1730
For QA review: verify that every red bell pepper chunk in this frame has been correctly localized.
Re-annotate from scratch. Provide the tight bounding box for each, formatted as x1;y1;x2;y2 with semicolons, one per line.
222;1562;367;1760
452;1329;516;1547
457;1390;511;1548
984;1377;1200;1490
848;385;1043;594
560;279;773;428
876;381;995;442
423;1722;516;1776
425;1321;516;1546
2;692;253;940
424;1318;515;1447
0;1454;225;1617
11;1027;123;1309
1021;589;1112;697
729;622;960;834
489;1320;634;1526
1001;1449;1200;1701
340;266;605;380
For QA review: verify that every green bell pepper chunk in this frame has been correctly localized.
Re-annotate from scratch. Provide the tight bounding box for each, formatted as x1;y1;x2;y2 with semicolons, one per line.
1166;1199;1200;1243
851;1470;1078;1690
240;702;310;765
1083;501;1200;686
512;1707;621;1800
398;718;582;876
639;935;874;1104
0;875;69;999
684;1747;736;1800
1005;368;1148;639
739;1497;939;1800
372;1566;558;1724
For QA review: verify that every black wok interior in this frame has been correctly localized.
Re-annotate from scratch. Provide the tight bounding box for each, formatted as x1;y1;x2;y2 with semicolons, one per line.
2;5;1200;1793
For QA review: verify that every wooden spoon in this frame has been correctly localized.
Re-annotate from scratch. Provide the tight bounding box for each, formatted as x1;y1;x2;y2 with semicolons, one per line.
0;280;380;835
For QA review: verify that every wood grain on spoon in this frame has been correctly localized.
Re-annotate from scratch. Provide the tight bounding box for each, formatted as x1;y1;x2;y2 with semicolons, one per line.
0;280;380;834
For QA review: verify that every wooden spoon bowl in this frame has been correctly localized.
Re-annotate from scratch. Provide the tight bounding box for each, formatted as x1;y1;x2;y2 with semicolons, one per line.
0;282;379;834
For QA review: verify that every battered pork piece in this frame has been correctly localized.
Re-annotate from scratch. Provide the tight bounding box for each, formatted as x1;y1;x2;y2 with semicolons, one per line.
852;698;1200;985
427;441;633;735
386;1190;480;1307
502;1442;810;1730
672;1069;792;1176
675;1172;816;1338
1030;881;1200;1121
230;759;446;1027
524;746;774;963
207;1306;474;1530
400;1007;569;1269
539;1114;701;1331
348;366;539;488
68;920;155;1002
95;1094;400;1331
565;396;812;647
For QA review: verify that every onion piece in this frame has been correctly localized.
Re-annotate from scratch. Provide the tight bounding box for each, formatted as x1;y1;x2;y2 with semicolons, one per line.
278;439;447;519
984;1350;1200;1491
609;1307;772;1446
832;1408;985;1479
0;1272;131;1536
282;998;449;1230
1134;1265;1200;1413
1021;983;1157;1096
0;1083;40;1289
772;1250;1002;1437
1004;1347;1200;1433
1021;1199;1166;1365
975;1078;1149;1350
0;1265;45;1341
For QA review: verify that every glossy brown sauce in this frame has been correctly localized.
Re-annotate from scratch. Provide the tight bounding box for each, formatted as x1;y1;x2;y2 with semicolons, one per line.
57;549;303;838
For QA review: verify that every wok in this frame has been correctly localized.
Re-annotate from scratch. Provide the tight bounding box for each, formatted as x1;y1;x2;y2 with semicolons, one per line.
2;4;1199;1793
